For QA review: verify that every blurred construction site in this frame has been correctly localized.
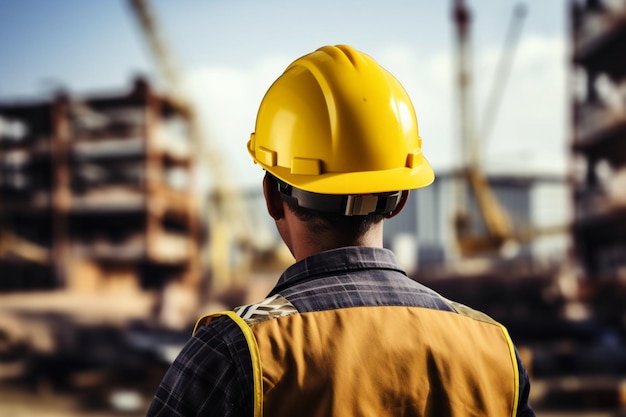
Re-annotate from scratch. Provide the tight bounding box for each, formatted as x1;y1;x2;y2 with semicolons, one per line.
1;0;626;415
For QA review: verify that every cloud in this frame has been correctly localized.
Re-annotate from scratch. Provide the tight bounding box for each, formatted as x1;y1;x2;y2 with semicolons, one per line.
377;33;567;175
183;57;289;190
474;33;568;174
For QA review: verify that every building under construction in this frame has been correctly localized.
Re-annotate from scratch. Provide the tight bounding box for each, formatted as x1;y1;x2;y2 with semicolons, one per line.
0;79;205;411
0;78;200;294
571;0;626;331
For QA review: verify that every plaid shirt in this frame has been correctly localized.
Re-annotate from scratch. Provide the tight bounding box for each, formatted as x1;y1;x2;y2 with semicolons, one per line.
147;246;534;416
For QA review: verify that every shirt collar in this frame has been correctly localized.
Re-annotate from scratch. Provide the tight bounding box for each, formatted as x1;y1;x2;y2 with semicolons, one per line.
269;246;406;295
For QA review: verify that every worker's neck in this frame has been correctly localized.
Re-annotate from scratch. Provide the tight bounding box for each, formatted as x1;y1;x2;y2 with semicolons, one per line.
288;220;384;262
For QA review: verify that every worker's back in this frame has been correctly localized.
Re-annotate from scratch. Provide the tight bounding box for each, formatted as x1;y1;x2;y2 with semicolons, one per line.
194;247;529;417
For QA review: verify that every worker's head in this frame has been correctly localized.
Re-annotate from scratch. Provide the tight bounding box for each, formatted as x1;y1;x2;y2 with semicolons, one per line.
248;45;434;246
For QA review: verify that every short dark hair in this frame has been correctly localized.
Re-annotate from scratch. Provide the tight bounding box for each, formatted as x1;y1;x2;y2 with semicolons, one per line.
289;199;383;236
267;174;384;236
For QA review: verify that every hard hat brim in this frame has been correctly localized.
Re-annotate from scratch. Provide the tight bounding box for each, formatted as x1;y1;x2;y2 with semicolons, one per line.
261;160;435;195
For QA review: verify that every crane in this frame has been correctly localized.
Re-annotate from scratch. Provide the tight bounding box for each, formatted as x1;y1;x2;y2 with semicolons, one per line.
451;0;566;256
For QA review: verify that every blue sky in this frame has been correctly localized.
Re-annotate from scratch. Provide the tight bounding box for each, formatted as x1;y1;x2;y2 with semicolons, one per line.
0;0;569;188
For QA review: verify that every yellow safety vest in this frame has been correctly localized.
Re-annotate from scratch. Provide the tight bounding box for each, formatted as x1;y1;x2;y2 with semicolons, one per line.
195;295;520;417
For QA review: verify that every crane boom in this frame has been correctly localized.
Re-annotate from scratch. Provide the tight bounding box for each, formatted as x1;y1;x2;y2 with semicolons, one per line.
128;0;189;113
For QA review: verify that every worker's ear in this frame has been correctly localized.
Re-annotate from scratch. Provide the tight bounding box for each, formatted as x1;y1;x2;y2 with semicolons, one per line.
263;173;285;221
384;190;409;219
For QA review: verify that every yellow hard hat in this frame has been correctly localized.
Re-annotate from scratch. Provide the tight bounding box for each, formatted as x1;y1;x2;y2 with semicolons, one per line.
247;44;434;195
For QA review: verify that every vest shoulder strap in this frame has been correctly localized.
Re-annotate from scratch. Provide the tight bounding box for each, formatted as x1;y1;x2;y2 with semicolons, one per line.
192;310;265;417
190;294;297;417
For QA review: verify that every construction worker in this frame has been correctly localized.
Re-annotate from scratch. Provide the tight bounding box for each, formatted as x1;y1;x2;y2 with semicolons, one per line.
147;44;535;416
